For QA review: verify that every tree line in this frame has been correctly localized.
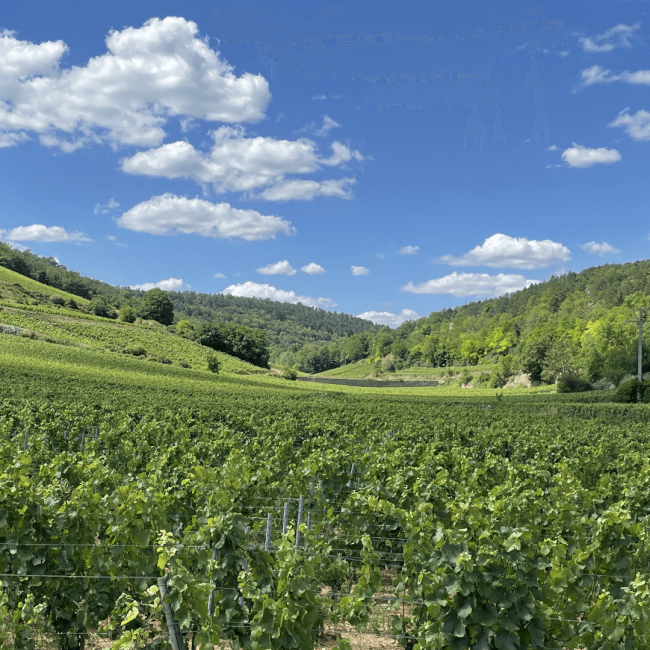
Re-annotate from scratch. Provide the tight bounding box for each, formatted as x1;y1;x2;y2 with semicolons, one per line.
282;261;650;387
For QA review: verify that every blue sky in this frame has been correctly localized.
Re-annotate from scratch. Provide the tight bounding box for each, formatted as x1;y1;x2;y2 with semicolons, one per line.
1;0;648;326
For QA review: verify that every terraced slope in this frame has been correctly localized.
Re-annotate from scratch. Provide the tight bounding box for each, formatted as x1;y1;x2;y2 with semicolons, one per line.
0;265;90;304
0;303;266;375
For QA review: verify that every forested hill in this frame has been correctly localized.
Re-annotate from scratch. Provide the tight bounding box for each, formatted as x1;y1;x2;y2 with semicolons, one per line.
0;242;377;361
168;291;377;353
292;260;650;384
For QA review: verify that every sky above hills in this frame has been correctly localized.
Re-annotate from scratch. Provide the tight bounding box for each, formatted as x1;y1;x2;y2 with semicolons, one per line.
1;0;648;326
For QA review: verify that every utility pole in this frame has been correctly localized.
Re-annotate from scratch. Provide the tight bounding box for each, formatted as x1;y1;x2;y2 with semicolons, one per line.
627;308;645;403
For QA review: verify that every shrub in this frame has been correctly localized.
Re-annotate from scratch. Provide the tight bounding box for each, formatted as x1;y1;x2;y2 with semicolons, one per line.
66;298;78;310
207;354;221;374
474;372;491;386
159;358;172;365
613;379;650;403
282;367;298;381
176;320;192;335
178;361;191;369
50;295;65;306
88;297;116;319
557;374;592;393
459;369;473;386
123;346;147;357
119;306;137;323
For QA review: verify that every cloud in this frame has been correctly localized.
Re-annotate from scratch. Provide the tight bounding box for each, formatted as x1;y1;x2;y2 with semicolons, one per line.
357;308;418;328
257;260;297;276
0;224;92;242
437;233;570;269
402;272;540;297
399;245;419;255
107;234;128;247
2;240;28;251
580;241;621;255
579;22;641;53
0;18;270;150
312;94;327;101
297;114;341;136
120;126;363;198
580;65;650;87
94;198;120;214
561;143;621;168
256;178;356;201
213;272;227;279
351;265;369;276
608;109;650;142
117;193;295;241
545;145;558;151
222;281;336;308
315;115;340;136
301;262;326;275
0;132;30;148
131;277;190;291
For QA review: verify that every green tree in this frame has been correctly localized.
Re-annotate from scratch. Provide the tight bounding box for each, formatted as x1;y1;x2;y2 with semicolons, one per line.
198;322;269;368
119;305;137;323
206;354;221;373
139;288;174;325
88;296;116;319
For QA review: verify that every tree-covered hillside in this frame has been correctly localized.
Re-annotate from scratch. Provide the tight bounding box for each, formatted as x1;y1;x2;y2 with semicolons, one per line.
0;242;377;363
301;261;650;386
168;291;377;360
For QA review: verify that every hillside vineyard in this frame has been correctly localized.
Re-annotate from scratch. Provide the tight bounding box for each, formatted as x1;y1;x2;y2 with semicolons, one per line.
2;378;650;648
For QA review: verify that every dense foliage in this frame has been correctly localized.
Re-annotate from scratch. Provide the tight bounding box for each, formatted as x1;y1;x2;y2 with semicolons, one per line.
2;331;650;648
168;290;378;362
197;321;270;368
306;261;650;387
139;288;175;325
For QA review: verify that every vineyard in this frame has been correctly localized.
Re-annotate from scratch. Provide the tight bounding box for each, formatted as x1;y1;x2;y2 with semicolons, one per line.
1;327;650;649
0;305;265;375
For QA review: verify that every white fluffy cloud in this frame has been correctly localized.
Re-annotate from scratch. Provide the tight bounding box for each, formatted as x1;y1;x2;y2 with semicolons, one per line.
580;65;650;87
437;233;570;269
117;194;295;241
221;281;336;308
561;143;621;168
608;109;650;142
357;308;418;328
402;272;540;298
399;245;419;255
131;277;190;291
0;18;270;150
120;126;362;199
301;262;326;275
580;241;621;255
579;22;641;53
257;260;297;276
0;224;92;242
351;265;369;276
